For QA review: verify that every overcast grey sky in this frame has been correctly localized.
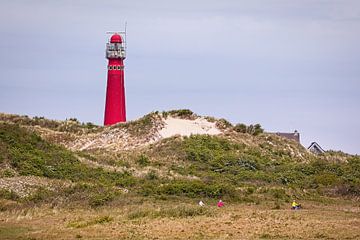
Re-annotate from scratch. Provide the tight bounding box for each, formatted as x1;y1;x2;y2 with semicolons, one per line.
0;0;359;154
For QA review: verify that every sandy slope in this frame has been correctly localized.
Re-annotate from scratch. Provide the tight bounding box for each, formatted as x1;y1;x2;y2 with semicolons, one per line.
55;116;222;152
158;117;221;138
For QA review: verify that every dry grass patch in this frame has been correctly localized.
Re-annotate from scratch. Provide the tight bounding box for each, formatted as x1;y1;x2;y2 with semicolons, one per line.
0;200;359;239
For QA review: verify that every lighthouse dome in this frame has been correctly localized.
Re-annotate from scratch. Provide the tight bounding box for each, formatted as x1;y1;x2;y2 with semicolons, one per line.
110;34;122;43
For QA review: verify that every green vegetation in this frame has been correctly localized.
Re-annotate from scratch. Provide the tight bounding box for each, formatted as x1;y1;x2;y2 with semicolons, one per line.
67;215;113;228
0;123;135;206
136;154;150;167
121;112;159;137
0;123;133;184
139;179;235;199
165;109;194;119
233;123;264;135
0;113;101;133
0;112;359;210
148;134;360;199
0;189;19;201
215;118;233;129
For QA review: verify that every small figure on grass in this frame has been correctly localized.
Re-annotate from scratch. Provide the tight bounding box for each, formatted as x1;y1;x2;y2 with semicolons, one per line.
217;199;224;208
199;200;205;207
291;200;301;210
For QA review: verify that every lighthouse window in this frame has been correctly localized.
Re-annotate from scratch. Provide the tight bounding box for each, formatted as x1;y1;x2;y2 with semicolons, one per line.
117;66;121;70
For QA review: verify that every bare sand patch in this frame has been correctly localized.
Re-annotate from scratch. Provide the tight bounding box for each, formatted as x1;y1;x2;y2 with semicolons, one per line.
158;117;221;138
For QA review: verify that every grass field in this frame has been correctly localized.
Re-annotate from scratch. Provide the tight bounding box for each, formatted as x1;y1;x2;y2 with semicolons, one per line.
1;114;359;239
1;198;359;240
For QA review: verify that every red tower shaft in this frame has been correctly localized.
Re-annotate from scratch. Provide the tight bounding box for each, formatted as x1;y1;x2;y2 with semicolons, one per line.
104;33;126;125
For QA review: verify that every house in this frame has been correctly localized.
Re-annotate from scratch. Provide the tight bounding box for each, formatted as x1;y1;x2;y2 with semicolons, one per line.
275;130;300;143
307;142;325;154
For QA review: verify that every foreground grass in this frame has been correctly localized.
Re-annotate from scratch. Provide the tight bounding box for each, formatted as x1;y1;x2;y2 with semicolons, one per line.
0;199;359;240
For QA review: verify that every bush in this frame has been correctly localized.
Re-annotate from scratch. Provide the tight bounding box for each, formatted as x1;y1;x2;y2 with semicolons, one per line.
233;123;247;133
183;135;233;163
89;191;116;207
0;189;19;201
136;154;150;167
314;173;341;186
167;109;194;118
268;188;289;201
25;188;53;203
68;215;113;228
122;113;157;136
216;119;232;129
252;124;264;135
0;169;16;178
84;122;97;129
246;187;256;195
154;180;236;198
145;170;158;180
233;123;263;135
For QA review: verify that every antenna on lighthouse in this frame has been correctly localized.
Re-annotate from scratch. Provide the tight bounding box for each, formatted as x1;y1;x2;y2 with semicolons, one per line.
124;21;127;50
106;22;127;48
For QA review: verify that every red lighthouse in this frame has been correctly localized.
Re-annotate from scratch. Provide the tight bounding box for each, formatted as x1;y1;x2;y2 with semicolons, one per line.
104;33;126;125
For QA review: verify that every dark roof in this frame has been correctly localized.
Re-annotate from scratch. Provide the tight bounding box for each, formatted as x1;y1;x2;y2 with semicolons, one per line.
307;142;325;154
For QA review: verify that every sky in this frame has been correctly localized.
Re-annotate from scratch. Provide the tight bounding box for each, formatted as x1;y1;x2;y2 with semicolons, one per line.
0;0;359;154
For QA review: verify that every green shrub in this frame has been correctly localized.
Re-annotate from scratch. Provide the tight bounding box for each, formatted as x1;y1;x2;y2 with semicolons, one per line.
25;188;52;203
0;189;19;201
216;118;232;129
233;123;247;133
183;135;233;163
0;169;16;178
246;187;256;195
127;209;153;219
84;122;97;129
139;182;157;197
122;113;156;136
233;123;263;135
145;170;158;180
136;154;150;167
268;188;290;201
68;215;113;228
156;180;236;198
167;109;194;118
115;174;137;188
89;191;116;207
250;124;264;136
314;173;341;186
162;111;169;118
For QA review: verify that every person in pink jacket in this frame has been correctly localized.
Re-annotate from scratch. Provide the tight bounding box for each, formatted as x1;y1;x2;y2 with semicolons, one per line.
217;199;224;207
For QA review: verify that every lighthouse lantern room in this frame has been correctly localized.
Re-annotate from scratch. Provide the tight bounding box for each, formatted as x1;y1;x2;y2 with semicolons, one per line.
106;35;126;59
